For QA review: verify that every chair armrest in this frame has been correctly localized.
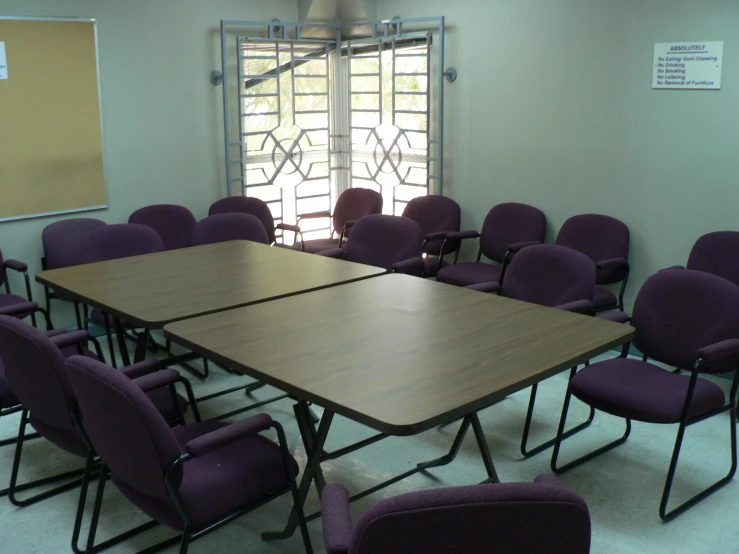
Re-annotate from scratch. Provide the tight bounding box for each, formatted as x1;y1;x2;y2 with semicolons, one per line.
534;474;565;488
658;265;686;272
49;330;92;350
555;300;593;315
423;231;450;242
317;248;345;259
321;484;353;554
276;223;301;233
445;230;480;241
297;210;331;221
121;359;163;380
186;414;273;457
508;240;540;253
697;338;739;363
555;300;593;314
4;259;28;272
0;301;38;317
391;257;424;276
132;368;181;392
465;282;501;294
597;311;632;324
45;329;68;338
595;257;628;272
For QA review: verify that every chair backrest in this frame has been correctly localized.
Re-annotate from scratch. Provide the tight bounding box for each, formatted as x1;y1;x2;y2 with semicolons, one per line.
42;218;108;270
349;482;591;554
686;231;739;287
209;196;277;243
0;316;81;451
64;355;183;513
555;214;630;284
402;195;461;256
633;269;739;374
332;188;384;236
345;214;424;271
81;224;164;263
128;204;197;250
192;213;269;246
501;244;595;307
479;203;546;263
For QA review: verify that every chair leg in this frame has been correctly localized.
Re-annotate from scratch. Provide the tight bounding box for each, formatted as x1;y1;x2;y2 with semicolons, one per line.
84;465;108;554
659;371;739;521
8;410;86;506
550;389;631;474
520;368;595;458
70;452;96;554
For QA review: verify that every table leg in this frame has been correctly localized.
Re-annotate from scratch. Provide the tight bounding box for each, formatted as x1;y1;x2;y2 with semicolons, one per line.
113;317;131;367
262;408;334;542
133;330;150;363
294;402;326;492
417;415;471;469
469;412;500;483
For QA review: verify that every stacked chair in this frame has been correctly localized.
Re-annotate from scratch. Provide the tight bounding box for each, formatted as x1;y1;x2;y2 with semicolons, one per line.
129;204;197;251
209;196;301;247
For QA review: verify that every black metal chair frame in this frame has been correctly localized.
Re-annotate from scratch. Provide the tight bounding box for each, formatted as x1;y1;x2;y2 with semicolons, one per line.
550;346;739;521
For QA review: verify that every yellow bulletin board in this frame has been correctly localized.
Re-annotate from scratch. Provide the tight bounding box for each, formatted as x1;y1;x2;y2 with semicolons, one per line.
0;17;107;222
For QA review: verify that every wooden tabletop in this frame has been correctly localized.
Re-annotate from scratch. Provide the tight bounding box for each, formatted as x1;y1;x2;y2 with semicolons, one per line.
164;274;634;435
36;241;386;328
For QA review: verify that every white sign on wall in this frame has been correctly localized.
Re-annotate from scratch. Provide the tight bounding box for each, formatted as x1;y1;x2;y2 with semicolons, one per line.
653;41;723;89
0;42;7;80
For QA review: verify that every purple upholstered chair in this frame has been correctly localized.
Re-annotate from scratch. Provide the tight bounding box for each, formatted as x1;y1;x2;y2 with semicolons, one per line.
295;187;383;253
555;214;630;312
401;195;462;278
467;245;596;458
436;202;546;288
0;247;47;328
129;204;197;251
80;224;165;366
668;231;739;287
41;217;107;322
209;196;301;247
65;354;311;554
318;214;425;275
192;213;270;246
322;475;591;554
0;315;195;515
551;269;739;521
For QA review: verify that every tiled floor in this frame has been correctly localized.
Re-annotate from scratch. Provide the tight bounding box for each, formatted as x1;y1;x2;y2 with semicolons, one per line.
1;345;738;553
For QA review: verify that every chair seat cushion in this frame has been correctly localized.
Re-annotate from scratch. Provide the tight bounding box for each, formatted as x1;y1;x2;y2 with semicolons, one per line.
0;294;35;319
570;358;725;424
436;262;502;287
0;359;19;410
592;287;617;310
422;257;449;278
295;237;341;254
90;307;137;329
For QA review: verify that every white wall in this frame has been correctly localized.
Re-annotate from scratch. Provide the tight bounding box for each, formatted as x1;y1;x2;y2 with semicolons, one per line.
0;0;297;325
378;0;739;309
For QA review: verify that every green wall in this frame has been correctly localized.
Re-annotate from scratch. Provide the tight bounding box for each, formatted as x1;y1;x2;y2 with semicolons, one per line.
378;0;739;309
0;0;297;326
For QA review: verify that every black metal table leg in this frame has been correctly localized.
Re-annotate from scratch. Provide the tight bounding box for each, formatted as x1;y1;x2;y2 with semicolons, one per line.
262;408;334;542
469;412;500;483
133;330;150;363
113;317;132;366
